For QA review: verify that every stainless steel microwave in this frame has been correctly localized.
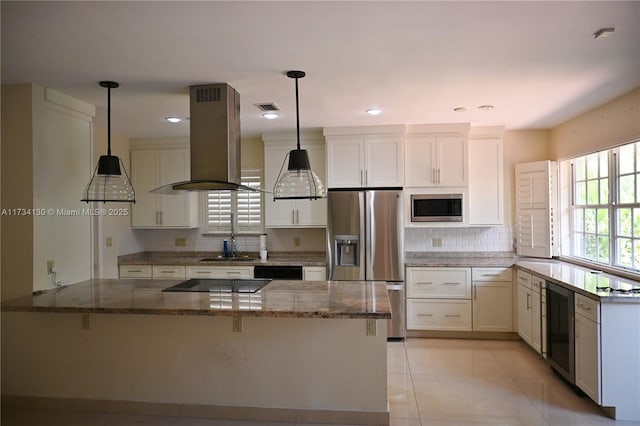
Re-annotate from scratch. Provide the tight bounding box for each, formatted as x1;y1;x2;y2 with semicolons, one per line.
410;193;463;222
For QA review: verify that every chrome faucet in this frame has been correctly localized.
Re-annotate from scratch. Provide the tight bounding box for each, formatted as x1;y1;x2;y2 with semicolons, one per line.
230;212;237;257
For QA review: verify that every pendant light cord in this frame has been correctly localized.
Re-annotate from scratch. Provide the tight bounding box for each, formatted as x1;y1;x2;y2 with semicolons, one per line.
294;75;301;151
107;84;112;156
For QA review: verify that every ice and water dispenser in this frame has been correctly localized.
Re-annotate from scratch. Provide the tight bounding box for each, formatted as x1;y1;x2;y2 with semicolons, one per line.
334;235;359;266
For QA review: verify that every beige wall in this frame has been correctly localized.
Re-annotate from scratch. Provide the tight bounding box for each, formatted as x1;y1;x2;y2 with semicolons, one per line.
93;126;136;278
503;129;551;228
1;84;95;298
550;87;640;159
1;85;35;301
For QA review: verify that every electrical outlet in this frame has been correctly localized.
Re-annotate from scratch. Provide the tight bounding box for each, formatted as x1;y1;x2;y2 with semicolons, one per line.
294;237;301;247
47;260;55;274
232;316;243;333
366;319;377;336
175;237;186;247
81;313;90;330
106;237;113;247
432;237;443;248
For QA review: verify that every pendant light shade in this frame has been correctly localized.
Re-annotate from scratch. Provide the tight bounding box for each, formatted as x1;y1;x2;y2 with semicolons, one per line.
273;71;326;200
82;81;135;203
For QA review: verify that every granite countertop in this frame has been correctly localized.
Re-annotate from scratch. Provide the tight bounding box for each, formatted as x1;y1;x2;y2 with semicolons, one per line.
515;258;640;303
118;251;326;267
1;279;391;319
405;252;517;267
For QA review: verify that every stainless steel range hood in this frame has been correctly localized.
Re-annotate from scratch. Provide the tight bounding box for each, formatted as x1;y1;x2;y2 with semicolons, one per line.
153;83;255;193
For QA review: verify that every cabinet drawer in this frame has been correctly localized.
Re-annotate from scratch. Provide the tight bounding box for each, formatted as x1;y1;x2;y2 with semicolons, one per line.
530;275;544;294
407;267;471;299
186;266;253;279
575;294;600;323
472;267;512;282
119;265;152;278
516;270;532;290
152;265;186;280
407;299;472;331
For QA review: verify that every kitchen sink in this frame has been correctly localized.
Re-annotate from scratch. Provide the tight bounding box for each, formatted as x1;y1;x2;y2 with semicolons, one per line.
199;255;257;262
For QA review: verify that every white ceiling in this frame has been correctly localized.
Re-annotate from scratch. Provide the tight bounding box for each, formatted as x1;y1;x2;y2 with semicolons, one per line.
2;1;639;139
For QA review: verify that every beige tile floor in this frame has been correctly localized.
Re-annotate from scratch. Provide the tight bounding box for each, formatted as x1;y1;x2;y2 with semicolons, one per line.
2;338;639;426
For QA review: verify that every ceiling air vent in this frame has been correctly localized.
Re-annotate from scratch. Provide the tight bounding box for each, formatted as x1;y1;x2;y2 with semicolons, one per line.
254;102;281;112
196;86;221;103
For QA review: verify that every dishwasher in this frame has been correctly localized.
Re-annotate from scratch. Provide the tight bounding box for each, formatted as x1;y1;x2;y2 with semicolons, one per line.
254;265;303;280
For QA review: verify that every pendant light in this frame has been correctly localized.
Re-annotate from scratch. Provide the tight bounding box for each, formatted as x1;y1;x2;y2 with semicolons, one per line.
273;71;326;200
82;81;135;203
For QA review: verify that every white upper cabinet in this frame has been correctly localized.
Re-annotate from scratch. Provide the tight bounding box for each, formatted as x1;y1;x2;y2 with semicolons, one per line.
468;129;505;226
263;131;327;228
324;126;404;188
130;140;198;228
405;136;467;187
404;124;469;187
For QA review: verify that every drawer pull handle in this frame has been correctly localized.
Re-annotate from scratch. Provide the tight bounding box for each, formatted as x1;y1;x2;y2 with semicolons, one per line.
443;282;460;285
197;271;210;274
577;303;592;311
417;314;433;317
128;270;142;273
416;281;433;285
160;271;174;274
444;314;461;318
482;273;502;277
226;271;242;275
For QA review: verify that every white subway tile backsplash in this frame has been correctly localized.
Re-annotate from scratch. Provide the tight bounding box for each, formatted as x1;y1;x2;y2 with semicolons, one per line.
405;226;514;252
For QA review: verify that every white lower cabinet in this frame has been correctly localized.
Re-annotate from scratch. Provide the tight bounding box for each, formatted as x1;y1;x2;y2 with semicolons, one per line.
185;266;253;279
472;267;513;332
516;270;542;354
575;294;601;403
406;267;472;331
119;265;153;278
303;266;327;280
407;299;471;331
152;265;186;280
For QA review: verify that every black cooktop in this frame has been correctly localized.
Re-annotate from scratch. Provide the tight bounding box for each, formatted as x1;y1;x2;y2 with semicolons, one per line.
162;278;272;293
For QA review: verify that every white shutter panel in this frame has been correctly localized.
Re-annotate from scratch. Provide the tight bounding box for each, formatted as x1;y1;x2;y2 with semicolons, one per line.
206;190;232;230
238;172;262;231
516;161;556;258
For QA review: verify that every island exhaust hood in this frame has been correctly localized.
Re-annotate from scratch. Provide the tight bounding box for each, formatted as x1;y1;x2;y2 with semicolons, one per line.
152;83;255;193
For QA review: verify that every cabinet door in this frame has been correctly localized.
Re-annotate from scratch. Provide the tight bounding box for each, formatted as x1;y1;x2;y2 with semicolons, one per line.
404;136;437;186
303;266;327;280
365;135;403;187
437;137;467;186
295;144;328;226
530;289;542;353
517;284;533;344
575;314;601;403
326;137;365;188
158;148;197;227
264;144;296;227
473;281;513;332
468;139;503;225
130;149;160;227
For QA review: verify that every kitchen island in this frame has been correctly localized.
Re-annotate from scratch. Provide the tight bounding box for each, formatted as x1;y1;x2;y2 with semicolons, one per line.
1;279;391;425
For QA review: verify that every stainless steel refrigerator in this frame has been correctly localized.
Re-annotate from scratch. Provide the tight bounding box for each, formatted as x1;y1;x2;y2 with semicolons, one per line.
327;189;405;339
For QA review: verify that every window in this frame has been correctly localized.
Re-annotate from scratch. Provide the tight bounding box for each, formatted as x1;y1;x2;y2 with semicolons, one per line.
203;170;263;233
566;140;640;272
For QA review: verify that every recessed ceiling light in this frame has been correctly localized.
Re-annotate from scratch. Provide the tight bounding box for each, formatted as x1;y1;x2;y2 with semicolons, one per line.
366;108;382;116
593;27;615;39
165;117;182;123
262;112;279;120
477;105;495;111
453;107;467;112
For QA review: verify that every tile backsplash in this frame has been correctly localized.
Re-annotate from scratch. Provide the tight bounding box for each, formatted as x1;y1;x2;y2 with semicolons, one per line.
404;226;515;252
126;226;514;254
